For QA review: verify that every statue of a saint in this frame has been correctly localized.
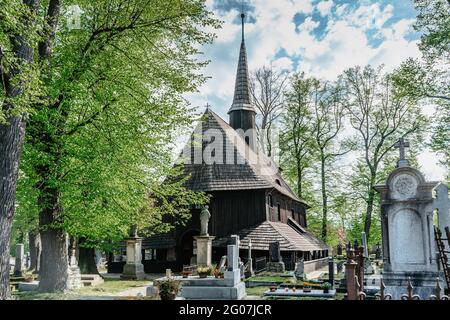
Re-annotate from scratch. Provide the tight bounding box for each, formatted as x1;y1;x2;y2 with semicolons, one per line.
200;206;211;236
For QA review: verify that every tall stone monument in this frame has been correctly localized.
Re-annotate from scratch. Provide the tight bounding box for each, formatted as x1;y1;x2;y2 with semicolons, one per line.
375;138;442;299
13;244;25;277
434;183;450;247
67;247;82;289
194;206;215;266
245;238;254;277
121;225;145;280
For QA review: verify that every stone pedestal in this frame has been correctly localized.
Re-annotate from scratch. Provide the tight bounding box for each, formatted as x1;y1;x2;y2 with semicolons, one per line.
121;237;145;280
67;249;82;289
13;244;25;277
382;271;442;300
194;236;215;267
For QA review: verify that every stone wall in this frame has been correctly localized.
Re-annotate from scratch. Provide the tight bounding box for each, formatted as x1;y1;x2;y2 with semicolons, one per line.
304;257;329;274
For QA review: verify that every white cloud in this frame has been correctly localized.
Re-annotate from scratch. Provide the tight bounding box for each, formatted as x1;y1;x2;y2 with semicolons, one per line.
317;1;333;17
272;57;294;72
184;0;445;181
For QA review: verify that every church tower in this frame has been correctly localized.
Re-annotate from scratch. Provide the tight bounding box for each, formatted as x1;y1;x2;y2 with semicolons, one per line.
228;13;257;144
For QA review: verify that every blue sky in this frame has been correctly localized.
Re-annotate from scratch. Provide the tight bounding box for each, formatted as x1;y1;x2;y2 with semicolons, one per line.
184;0;446;180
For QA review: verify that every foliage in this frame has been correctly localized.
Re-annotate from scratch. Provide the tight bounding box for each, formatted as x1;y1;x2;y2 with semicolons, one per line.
197;265;213;275
158;278;180;299
9;1;219;252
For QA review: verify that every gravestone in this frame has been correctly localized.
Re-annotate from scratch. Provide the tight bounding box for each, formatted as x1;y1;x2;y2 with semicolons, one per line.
67;247;82;289
13;244;25;277
267;241;285;273
361;232;369;258
245;239;254;277
121;235;145;280
328;257;334;289
337;244;343;256
434;183;450;249
294;257;304;279
374;138;442;299
180;239;246;299
375;243;381;259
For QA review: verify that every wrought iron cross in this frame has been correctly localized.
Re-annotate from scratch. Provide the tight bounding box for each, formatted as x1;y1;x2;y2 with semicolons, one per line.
394;137;410;161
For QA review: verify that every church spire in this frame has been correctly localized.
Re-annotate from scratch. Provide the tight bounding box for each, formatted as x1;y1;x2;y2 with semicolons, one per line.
228;9;256;128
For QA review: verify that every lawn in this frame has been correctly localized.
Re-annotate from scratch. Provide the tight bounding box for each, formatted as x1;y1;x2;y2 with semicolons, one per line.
13;279;151;300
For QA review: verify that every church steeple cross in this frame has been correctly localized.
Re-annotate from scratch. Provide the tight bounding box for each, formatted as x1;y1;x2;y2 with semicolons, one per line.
394;137;410;161
240;1;245;41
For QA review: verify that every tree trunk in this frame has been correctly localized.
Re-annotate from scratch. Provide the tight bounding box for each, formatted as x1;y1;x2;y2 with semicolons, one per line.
364;177;377;242
78;246;99;275
0;0;39;300
37;184;69;292
38;227;68;292
0;113;27;301
296;159;303;199
28;231;41;272
320;153;328;242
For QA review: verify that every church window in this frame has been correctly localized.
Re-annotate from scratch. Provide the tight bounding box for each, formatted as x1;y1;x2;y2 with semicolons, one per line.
268;194;273;207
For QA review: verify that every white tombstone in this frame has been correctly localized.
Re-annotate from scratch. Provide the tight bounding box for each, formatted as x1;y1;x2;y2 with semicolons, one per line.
375;152;442;299
434;183;450;240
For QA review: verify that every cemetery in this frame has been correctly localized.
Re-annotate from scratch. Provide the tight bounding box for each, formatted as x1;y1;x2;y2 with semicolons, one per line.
0;0;449;307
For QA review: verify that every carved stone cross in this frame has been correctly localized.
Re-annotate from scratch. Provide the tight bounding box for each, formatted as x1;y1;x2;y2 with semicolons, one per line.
394;137;410;161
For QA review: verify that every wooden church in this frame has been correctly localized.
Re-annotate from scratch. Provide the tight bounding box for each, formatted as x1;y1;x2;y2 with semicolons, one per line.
108;13;328;274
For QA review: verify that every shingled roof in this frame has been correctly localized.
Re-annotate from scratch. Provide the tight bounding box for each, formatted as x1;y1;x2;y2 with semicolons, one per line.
213;218;328;251
179;109;303;203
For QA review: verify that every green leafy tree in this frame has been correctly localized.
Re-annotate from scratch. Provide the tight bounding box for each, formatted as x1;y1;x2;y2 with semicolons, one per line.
1;0;219;298
343;65;427;241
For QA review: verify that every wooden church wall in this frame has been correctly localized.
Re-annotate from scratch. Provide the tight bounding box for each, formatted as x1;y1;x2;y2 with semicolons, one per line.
208;190;266;237
266;190;307;227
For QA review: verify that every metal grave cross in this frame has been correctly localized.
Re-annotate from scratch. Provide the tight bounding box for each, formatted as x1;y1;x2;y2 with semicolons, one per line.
394;137;410;161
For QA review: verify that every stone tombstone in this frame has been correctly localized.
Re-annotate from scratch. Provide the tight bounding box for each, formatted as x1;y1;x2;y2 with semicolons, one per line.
227;244;239;271
374;141;442;299
328;257;334;289
434;183;450;247
294;257;304;279
121;235;145;280
269;241;281;262
267;241;285;273
229;234;240;247
337;244;343;256
14;244;25;277
246;239;254;277
224;243;241;286
361;232;369;258
375;243;381;259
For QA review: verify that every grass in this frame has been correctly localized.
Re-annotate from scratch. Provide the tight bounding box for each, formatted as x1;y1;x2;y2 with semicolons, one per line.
13;279;151;300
